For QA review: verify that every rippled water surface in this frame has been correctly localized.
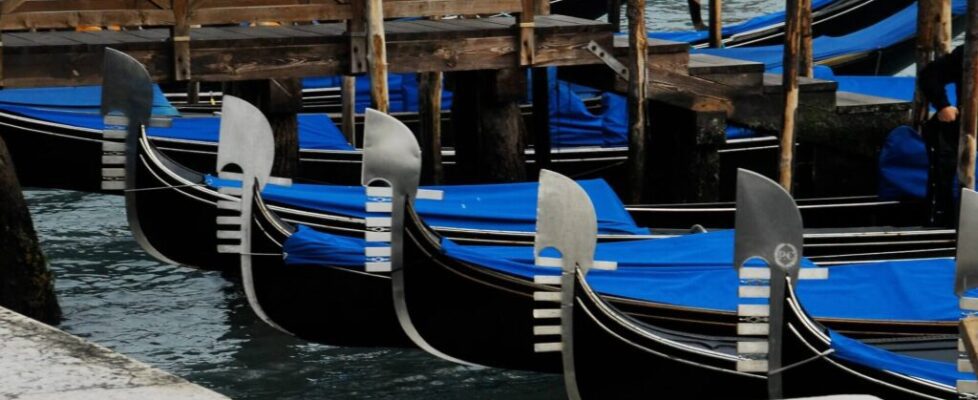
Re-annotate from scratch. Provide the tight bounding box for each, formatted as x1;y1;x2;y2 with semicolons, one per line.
24;3;799;398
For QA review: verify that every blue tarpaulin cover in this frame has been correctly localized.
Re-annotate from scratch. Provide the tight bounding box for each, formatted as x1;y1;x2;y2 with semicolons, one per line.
303;73;454;113
878;126;928;200
0;85;178;116
829;330;968;386
696;0;967;70
283;226;962;322
0;105;354;151
208;176;648;235
649;0;834;43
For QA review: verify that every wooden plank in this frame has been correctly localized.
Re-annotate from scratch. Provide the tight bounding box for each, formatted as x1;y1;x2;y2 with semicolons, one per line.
961;317;978;380
0;9;175;30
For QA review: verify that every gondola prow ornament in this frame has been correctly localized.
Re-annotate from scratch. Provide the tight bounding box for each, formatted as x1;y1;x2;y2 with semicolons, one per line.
733;169;827;399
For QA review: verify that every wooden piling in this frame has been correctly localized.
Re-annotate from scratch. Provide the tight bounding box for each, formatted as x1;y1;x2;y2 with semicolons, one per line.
800;0;813;78
532;68;552;173
779;0;802;192
451;69;527;183
0;136;61;325
365;0;389;113
418;72;444;184
626;0;649;203
912;0;942;129
939;0;953;54
708;0;722;48
341;76;357;146
687;0;707;31
225;79;302;177
959;0;978;189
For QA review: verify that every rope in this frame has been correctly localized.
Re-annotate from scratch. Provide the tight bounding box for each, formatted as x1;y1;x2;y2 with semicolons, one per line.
767;348;835;376
122;183;207;192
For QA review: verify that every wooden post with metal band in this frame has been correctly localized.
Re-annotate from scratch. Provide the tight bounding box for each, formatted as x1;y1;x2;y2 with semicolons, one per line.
800;0;813;78
708;0;722;48
365;0;389;113
343;0;367;144
172;0;191;81
519;0;539;66
958;0;978;190
626;0;648;203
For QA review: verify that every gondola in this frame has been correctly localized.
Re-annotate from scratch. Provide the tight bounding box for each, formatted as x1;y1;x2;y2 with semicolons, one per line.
234;118;964;361
557;169;963;399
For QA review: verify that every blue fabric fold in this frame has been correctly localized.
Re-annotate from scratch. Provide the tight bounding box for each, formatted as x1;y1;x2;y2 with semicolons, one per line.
829;330;968;386
208;176;648;235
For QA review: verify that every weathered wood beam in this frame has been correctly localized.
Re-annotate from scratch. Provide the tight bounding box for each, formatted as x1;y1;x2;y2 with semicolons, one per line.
626;0;648;203
959;0;978;189
519;0;536;66
779;0;802;192
0;16;613;87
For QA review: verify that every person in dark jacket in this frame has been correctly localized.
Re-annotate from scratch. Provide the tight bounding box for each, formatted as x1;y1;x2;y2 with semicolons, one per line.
918;45;964;226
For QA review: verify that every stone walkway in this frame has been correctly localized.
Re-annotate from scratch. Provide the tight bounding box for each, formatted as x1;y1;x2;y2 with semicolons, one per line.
0;306;229;400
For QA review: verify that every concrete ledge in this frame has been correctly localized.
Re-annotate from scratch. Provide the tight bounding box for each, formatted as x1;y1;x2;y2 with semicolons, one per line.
0;306;229;400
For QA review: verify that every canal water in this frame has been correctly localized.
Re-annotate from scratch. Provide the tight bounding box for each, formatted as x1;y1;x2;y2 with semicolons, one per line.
23;1;795;398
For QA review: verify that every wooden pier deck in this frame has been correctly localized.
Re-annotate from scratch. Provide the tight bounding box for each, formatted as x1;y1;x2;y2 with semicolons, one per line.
0;14;611;87
0;306;228;399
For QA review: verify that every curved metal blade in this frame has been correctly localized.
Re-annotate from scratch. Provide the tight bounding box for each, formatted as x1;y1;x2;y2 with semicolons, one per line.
734;169;804;282
101;48;153;126
361;108;421;194
216;95;275;190
364;108;475;366
535;169;597;400
535;169;597;276
733;169;803;400
956;189;978;296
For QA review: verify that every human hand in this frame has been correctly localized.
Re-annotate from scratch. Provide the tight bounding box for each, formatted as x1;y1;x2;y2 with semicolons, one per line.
938;106;959;122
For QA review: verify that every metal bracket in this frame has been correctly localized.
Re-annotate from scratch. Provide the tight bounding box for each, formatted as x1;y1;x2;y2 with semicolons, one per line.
586;40;629;80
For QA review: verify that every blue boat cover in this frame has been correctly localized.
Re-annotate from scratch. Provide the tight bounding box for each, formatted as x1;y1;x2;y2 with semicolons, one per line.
812;66;957;106
829;330;968;386
302;73;454;114
877;124;976;200
0;85;178;116
649;0;834;43
696;0;967;70
208;176;648;235
283;226;962;322
0;105;354;151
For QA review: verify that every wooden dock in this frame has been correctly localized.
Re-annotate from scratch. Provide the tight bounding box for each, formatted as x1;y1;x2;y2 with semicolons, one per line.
0;306;228;399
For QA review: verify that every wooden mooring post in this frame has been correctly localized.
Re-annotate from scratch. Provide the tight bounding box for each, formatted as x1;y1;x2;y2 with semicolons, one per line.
418;72;444;184
959;0;978;189
532;68;552;173
451;69;528;183
366;0;390;113
800;0;813;77
779;0;803;191
626;0;649;203
609;0;623;33
0;137;61;325
341;76;357;146
912;0;952;129
708;0;722;48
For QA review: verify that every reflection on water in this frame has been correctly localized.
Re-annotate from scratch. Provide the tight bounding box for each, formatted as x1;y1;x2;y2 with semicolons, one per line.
25;3;829;398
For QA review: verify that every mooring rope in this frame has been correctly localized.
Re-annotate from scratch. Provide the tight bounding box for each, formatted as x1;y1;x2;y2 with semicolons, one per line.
122;183;207;192
766;348;835;376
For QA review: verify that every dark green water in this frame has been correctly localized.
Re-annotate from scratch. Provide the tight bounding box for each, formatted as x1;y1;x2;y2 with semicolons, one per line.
22;2;798;398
